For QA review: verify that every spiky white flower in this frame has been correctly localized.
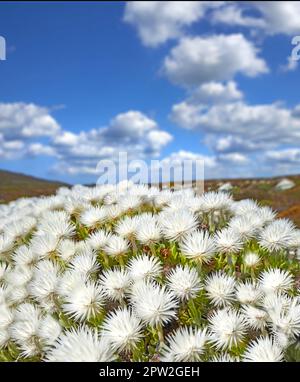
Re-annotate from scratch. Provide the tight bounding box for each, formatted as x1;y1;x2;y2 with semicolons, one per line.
243;252;261;268
115;216;139;239
28;261;60;311
232;199;260;216
259;219;296;252
57;239;76;262
205;272;236;307
4;265;33;287
209;308;248;350
102;308;143;352
68;251;100;277
214;228;243;254
0;262;11;282
242;305;268;330
269;299;300;340
0;304;14;328
56;270;87;298
136;215;162;244
127;254;162;282
12;245;38;267
130;281;178;327
243;337;284;362
63;281;105;321
235;282;262;305
99;268;131;302
166;265;201;301
180;230;216;264
80;206;107;228
228;215;260;240
161;326;208;362
88;230;112;251
45;326;116;362
30;233;59;260
200;192;233;213
259;268;294;294
159;209;198;241
37;315;62;348
119;194;142;212
210;353;238;362
104;235;130;257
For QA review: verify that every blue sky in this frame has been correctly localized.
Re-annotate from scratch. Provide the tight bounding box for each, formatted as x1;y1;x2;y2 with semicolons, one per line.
0;1;300;184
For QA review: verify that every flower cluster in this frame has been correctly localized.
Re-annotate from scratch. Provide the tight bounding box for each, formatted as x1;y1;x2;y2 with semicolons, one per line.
0;182;299;362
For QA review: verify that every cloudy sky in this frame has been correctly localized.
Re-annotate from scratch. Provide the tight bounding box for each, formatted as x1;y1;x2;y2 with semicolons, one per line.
0;1;300;184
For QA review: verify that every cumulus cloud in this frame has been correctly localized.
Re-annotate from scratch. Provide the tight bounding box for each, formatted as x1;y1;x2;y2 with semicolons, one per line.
52;110;172;175
123;1;223;47
211;2;300;36
162;34;268;87
0;102;61;159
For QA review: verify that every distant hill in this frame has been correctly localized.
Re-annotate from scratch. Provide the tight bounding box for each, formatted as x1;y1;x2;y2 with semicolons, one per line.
0;169;69;203
1;169;299;226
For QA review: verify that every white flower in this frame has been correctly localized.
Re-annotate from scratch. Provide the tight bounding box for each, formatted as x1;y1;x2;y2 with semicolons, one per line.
159;209;198;241
9;319;41;357
99;268;131;302
232;199;259;216
214;228;243;254
127;254;162;282
68;251;100;277
257;206;276;225
205;272;236;307
45;326;116;362
235;282;262;305
0;304;14;328
0;262;11;282
166;265;201;301
259;219;296;252
102;308;143;352
243;252;261;268
4;265;33;287
63;281;105;321
262;293;293;316
0;327;10;348
56;270;87;298
13;303;41;322
37;210;75;239
200;191;233;213
88;230;112;251
269;299;300;340
6;286;29;305
0;234;15;257
228;215;260;240
37;315;62;348
259;268;294;294
242;305;268;330
28;261;60;310
57;239;76;261
130;281;178;327
119;194;142;212
136;215;162;244
115;216;139;239
243;337;284;362
209;308;248;350
180;230;216;264
80;206;108;228
30;233;59;260
161;326;208;362
210;353;238;362
12;245;38;267
104;235;130;257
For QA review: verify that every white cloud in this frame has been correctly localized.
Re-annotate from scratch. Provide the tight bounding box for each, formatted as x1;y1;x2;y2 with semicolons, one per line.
123;1;223;47
211;2;300;36
0;102;60;140
188;81;243;104
171;100;300;147
162;34;268;87
0;102;61;159
52;110;172;175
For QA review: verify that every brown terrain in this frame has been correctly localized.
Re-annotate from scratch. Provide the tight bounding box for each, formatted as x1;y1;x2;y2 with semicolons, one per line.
0;169;299;226
0;169;68;203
